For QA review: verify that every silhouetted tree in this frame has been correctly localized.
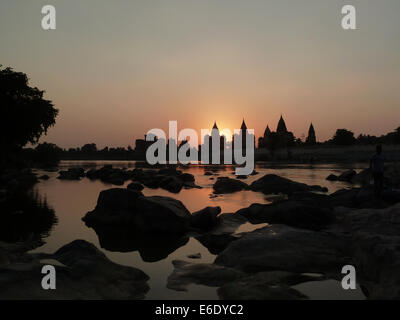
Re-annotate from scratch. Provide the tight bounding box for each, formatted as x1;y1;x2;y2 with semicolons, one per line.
384;127;400;144
33;142;62;167
81;143;97;153
332;129;356;145
0;66;58;154
356;134;379;145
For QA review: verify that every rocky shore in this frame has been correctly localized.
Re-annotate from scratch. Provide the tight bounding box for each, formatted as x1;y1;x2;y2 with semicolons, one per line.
1;164;399;300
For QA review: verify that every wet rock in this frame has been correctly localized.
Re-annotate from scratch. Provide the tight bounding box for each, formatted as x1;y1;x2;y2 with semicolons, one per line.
384;163;400;188
329;186;400;209
236;201;335;230
167;260;244;291
250;174;327;195
85;166;132;185
195;213;248;255
352;168;372;186
82;188;191;234
90;226;189;262
190;206;221;231
213;177;249;194
187;253;201;259
181;173;195;182
264;193;287;202
39;175;50;180
337;169;357;182
326;174;338;181
58;168;85;180
218;271;316;300
215;224;348;274
127;181;144;191
159;175;183;193
130;167;199;192
167;260;321;299
340;203;400;299
85;168;98;180
0;240;149;299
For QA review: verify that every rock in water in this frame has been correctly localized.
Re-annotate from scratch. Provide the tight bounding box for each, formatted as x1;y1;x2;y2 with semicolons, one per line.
127;181;144;191
57;167;85;180
215;224;347;274
218;272;313;300
82;188;191;234
236;200;335;230
213;177;249;194
167;260;244;291
89;226;189;262
326;174;338;181
352;168;372;186
337;169;357;182
190;206;221;231
340;203;400;299
250;174;327;195
0;240;150;299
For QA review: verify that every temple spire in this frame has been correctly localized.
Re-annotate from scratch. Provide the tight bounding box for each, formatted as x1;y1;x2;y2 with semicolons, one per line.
241;118;247;130
277;115;287;133
264;125;271;137
306;122;316;144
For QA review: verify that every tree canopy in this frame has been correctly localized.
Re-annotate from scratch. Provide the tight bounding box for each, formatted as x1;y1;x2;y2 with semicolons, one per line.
332;129;356;145
0;66;58;151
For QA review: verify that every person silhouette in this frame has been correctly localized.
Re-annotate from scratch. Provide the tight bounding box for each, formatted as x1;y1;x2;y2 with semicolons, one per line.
370;145;384;197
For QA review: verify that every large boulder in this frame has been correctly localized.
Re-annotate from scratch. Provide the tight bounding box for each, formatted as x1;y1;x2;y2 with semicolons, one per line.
195;213;248;254
329;186;400;209
236;200;335;230
337;169;357;182
58;168;85;180
352;168;372;186
167;261;322;300
167;260;244;292
340;203;400;299
215;224;348;274
89;226;189;262
213;177;249;194
130;167;200;192
384;163;400;188
159;176;184;193
326;174;338;181
218;271;317;300
82;188;191;234
190;206;221;231
0;240;149;299
349;164;400;188
250;174;327;195
127;181;144;191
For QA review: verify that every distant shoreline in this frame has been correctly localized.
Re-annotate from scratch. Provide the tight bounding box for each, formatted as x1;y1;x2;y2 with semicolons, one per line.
57;144;400;165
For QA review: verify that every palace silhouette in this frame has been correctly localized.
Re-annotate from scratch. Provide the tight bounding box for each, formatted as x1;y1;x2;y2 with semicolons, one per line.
134;116;317;162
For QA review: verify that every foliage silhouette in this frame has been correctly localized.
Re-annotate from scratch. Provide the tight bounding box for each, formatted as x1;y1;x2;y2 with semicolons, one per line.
0;66;58;154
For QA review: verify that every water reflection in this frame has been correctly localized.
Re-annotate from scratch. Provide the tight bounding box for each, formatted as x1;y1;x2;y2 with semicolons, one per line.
91;226;189;262
0;191;57;244
31;160;367;299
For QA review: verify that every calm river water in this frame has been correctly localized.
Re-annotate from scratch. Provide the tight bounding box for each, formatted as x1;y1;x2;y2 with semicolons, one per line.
31;161;367;300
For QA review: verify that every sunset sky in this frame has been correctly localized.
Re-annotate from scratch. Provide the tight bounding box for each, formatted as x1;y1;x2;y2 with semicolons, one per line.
1;0;399;148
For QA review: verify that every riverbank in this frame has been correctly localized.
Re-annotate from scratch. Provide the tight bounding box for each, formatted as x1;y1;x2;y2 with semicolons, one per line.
1;161;399;299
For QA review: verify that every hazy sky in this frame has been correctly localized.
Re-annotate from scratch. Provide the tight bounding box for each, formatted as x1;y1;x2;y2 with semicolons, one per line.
1;0;399;148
